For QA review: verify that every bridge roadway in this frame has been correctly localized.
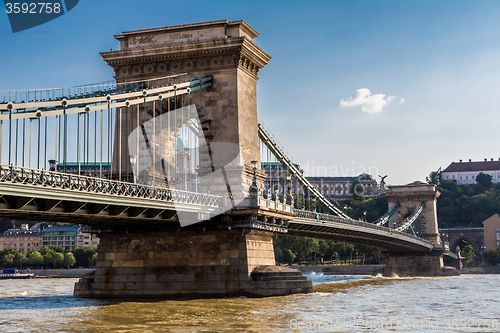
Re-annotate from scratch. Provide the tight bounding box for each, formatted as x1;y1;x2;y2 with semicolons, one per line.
0;164;434;253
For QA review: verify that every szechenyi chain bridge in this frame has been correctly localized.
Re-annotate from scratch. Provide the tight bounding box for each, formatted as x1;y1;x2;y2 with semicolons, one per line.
0;20;459;298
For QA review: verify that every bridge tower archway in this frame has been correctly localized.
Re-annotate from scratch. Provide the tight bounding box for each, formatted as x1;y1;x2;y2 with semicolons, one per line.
451;238;472;253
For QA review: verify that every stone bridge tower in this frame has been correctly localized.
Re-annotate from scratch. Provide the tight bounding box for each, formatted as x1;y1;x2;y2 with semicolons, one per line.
75;20;312;298
385;183;442;248
383;183;459;277
101;20;270;200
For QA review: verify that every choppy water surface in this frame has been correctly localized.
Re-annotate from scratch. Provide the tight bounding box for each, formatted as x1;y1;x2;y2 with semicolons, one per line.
0;274;499;332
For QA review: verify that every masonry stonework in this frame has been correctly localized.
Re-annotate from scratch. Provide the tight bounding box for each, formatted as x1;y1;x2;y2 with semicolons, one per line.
74;229;312;298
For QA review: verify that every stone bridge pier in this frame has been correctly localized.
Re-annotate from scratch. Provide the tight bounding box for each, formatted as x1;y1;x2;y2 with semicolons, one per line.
384;183;460;277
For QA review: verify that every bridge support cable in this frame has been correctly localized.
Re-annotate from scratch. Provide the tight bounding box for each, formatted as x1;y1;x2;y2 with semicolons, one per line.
373;202;400;226
258;123;348;218
395;202;425;232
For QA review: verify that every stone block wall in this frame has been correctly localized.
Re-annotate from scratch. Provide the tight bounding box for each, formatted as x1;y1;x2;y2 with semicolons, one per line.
74;228;311;298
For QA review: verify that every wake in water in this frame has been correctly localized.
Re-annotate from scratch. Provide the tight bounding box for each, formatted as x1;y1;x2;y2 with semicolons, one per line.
303;271;369;285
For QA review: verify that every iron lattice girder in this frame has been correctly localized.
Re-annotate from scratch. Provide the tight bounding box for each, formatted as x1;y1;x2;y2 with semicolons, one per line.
290;209;434;252
0;165;224;225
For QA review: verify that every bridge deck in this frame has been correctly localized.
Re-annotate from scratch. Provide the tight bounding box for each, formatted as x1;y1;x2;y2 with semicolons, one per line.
0;165;224;225
290;210;434;252
0;164;435;252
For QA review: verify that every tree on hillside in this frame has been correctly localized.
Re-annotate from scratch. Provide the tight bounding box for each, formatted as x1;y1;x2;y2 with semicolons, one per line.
476;172;492;188
426;170;441;186
351;178;365;201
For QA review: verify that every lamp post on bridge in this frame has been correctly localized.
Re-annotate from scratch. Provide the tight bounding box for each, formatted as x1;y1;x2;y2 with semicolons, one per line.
249;160;259;207
285;175;292;205
48;159;56;172
130;155;137;183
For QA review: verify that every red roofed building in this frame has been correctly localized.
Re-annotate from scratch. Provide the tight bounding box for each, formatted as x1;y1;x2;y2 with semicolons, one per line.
442;158;500;185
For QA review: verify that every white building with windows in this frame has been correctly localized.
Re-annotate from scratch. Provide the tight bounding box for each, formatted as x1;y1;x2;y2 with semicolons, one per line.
442;159;500;185
42;226;99;251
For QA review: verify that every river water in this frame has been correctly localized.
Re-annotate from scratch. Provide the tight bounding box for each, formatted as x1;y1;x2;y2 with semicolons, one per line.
0;273;499;332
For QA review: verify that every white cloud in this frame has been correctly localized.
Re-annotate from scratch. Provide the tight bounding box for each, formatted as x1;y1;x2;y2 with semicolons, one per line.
399;98;405;104
339;88;394;114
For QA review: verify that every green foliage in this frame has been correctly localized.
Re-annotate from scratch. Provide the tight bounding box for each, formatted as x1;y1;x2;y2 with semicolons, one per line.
274;247;284;263
3;253;15;267
1;246;95;269
14;252;27;267
339;195;387;222
436;179;500;227
39;245;65;256
273;235;319;263
280;249;296;264
0;247;21;268
426;170;441;186
43;250;65;268
483;248;499;266
72;247;97;268
89;253;98;267
461;244;475;266
27;249;44;267
351;178;365;201
476;172;493;188
273;235;381;265
64;252;76;268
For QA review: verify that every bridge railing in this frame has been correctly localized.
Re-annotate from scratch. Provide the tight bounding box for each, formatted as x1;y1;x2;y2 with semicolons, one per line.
293;209;431;243
0;165;223;208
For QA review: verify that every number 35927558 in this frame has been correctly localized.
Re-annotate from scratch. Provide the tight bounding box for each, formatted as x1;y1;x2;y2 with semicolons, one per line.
5;2;62;14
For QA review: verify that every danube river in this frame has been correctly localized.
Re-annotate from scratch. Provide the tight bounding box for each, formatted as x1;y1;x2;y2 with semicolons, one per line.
0;273;499;332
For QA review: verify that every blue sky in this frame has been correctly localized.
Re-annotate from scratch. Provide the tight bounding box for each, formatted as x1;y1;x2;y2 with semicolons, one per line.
1;0;499;185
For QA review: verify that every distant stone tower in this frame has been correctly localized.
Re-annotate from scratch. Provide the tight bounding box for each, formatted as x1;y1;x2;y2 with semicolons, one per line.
386;183;442;248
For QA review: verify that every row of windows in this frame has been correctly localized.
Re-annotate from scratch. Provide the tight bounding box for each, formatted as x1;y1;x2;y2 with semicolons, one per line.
1;243;39;248
322;190;348;195
42;241;76;246
0;237;41;241
42;236;77;240
315;183;375;189
445;174;500;180
316;184;349;189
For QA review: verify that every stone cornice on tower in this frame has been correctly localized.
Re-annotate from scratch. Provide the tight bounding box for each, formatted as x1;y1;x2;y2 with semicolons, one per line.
101;20;271;81
385;184;441;202
116;20;260;44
